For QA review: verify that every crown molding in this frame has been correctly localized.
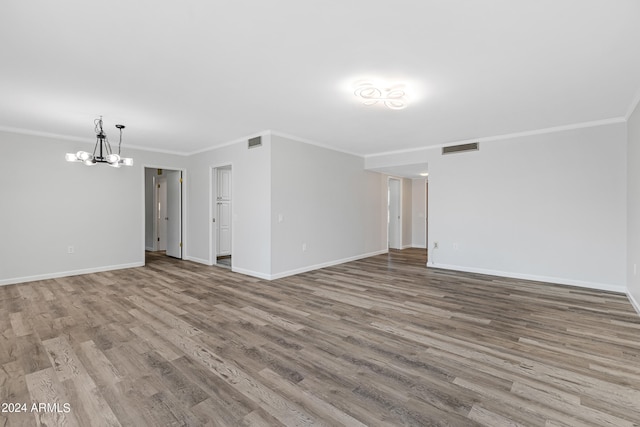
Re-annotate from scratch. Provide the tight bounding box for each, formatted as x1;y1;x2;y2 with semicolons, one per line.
185;130;271;156
118;143;188;156
364;117;627;159
0;124;189;156
0;125;90;144
269;130;364;158
3;114;630;161
186;129;364;158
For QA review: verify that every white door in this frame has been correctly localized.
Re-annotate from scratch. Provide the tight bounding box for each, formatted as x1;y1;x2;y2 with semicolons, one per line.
217;201;231;255
216;167;232;256
157;177;167;251
166;170;182;258
218;168;232;200
388;178;401;249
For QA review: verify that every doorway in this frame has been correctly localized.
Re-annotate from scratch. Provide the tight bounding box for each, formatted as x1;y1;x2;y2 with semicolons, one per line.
388;177;401;250
212;165;232;268
157;175;167;251
425;178;429;262
145;167;183;259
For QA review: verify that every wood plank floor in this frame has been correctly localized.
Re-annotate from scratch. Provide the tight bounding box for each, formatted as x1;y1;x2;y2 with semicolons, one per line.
1;249;640;426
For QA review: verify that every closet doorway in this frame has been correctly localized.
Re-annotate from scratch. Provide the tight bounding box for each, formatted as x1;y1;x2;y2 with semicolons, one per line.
212;165;232;268
145;167;184;259
388;177;402;250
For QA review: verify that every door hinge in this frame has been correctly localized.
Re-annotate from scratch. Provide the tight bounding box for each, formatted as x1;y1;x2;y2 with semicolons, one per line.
179;242;182;247
157;237;160;242
180;177;183;183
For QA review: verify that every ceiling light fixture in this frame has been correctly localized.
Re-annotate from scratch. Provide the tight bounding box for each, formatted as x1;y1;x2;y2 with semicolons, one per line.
65;116;133;167
354;81;408;110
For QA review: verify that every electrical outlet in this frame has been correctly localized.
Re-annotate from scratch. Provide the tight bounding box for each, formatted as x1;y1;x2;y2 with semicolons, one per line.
434;242;438;249
67;246;74;254
453;243;459;250
302;243;307;252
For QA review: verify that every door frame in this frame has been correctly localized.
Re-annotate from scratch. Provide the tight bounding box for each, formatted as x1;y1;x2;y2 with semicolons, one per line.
209;163;234;266
387;176;402;250
425;178;429;262
143;165;187;262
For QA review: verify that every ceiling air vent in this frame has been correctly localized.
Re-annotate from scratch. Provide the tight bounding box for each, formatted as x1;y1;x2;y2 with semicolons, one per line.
248;136;262;149
442;142;479;155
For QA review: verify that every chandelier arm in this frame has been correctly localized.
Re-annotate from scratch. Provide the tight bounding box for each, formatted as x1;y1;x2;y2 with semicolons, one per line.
93;117;103;159
115;124;125;156
104;136;113;156
92;137;99;158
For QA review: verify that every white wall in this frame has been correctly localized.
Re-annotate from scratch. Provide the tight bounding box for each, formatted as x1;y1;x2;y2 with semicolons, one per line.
0;130;187;285
411;178;427;248
627;102;640;312
270;134;387;278
5;120;629;293
428;123;627;291
186;134;272;278
2;130;386;284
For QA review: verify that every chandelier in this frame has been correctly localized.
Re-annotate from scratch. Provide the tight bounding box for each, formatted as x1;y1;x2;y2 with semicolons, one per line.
65;117;133;167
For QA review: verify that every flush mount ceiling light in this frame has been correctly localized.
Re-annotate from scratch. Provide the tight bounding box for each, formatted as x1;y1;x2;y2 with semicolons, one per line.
353;80;408;110
65;116;133;167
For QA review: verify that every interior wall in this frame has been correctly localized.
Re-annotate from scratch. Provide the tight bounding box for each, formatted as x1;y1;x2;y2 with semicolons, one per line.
4;120;630;292
270;134;387;278
627;101;640;311
428;123;627;291
186;134;272;278
0;130;187;285
411;178;427;248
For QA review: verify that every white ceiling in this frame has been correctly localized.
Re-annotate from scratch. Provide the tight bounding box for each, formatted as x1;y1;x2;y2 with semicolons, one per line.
1;0;639;157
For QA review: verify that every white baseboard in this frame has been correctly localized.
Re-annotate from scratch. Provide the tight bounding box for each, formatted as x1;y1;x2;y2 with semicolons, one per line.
185;256;212;265
0;262;145;287
426;262;626;294
189;250;389;281
411;244;427;249
627;291;640;315
231;267;272;280
269;249;389;280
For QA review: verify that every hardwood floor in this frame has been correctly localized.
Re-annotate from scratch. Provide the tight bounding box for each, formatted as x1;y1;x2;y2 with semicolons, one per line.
1;249;640;426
